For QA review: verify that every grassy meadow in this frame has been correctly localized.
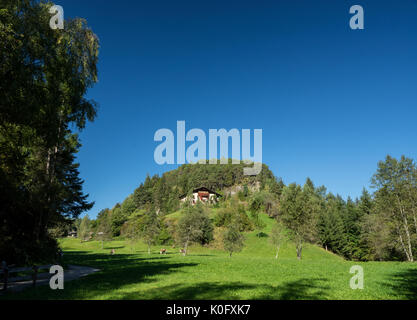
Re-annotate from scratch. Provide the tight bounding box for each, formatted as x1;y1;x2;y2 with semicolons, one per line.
2;213;417;300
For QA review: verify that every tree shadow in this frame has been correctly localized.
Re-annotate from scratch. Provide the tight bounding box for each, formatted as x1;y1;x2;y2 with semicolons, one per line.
272;278;330;300
112;278;330;300
2;251;198;300
103;245;125;250
255;232;268;238
186;254;214;257
3;250;330;300
383;267;417;299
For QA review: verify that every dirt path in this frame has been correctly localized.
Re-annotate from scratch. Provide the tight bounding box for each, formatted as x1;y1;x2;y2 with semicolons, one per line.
1;265;100;293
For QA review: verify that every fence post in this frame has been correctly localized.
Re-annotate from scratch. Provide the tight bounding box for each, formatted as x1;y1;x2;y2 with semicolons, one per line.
32;265;38;287
1;261;8;292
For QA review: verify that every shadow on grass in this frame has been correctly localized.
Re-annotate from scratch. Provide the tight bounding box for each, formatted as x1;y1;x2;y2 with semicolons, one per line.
111;278;330;300
385;267;417;299
103;245;125;250
255;232;268;238
272;278;330;300
2;250;331;300
185;254;214;257
1;251;198;300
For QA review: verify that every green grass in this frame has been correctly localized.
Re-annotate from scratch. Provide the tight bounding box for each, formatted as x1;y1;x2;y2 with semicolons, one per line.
2;213;417;300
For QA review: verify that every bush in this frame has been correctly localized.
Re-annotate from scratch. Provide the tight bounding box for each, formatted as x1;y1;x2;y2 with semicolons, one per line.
210;227;227;249
214;205;253;232
157;226;173;245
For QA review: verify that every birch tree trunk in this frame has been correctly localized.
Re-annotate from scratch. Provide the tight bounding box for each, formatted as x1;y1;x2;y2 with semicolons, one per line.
398;232;411;262
183;234;190;256
396;195;414;262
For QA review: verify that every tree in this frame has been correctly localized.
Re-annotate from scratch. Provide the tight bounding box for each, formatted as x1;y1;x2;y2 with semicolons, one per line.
110;205;128;236
358;188;373;216
317;194;346;254
342;197;363;259
95;214;112;249
121;195;136;217
279;183;315;260
0;0;99;264
371;155;417;262
356;189;374;260
249;191;271;236
133;174;154;208
360;207;394;261
250;211;267;237
139;211;160;254
234;205;254;232
153;175;168;214
223;226;245;257
122;218;141;252
176;204;213;256
47;219;72;239
78;216;92;241
270;221;288;259
213;203;253;232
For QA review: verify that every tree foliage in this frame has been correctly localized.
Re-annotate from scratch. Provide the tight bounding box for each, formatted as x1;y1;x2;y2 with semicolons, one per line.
223;226;245;257
270;221;288;259
0;0;99;264
138;211;160;254
278;183;316;259
369;155;417;261
88;155;417;263
132;162;281;215
78;215;92;241
176;204;213;255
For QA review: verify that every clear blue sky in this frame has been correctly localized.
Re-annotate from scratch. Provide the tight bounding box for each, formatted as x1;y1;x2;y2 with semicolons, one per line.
58;0;417;218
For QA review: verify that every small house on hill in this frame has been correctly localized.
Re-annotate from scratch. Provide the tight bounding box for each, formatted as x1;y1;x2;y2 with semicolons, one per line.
68;230;77;238
179;187;222;205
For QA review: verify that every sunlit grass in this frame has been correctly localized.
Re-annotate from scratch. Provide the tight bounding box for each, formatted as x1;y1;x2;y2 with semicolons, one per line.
2;214;416;300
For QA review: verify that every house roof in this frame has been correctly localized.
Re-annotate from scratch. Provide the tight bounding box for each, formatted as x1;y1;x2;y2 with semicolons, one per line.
179;187;222;199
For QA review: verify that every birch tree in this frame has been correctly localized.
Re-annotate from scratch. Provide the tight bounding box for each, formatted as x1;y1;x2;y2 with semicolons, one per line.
270;221;288;259
371;155;417;262
0;0;99;264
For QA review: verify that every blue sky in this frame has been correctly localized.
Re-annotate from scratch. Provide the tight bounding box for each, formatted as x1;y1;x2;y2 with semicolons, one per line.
58;0;417;218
